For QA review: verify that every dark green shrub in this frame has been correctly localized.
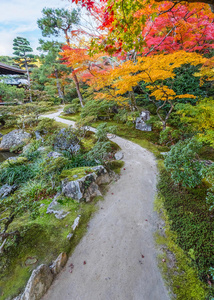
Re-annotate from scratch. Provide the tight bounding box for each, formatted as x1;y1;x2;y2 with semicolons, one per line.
164;138;203;188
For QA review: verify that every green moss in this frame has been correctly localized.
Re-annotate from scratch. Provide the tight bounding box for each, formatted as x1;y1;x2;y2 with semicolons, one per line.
199;146;214;161
0;157;28;169
0;193;98;300
106;160;124;174
60;167;94;181
0;126;16;135
156;166;214;299
154;195;207;300
82;137;96;152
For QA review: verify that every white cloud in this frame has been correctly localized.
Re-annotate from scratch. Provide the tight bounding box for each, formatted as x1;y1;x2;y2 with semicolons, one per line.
0;0;73;55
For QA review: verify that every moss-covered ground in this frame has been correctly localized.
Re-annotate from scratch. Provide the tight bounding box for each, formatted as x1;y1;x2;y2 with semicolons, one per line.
156;168;214;299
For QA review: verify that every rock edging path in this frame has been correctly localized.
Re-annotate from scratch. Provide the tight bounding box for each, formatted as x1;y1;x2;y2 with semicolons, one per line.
42;110;170;300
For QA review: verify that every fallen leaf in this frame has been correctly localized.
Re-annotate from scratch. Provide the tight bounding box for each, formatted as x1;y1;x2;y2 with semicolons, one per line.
69;263;74;273
83;261;86;265
141;255;144;258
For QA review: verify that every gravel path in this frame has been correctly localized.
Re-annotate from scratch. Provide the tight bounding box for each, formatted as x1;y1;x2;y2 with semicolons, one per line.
42;110;170;300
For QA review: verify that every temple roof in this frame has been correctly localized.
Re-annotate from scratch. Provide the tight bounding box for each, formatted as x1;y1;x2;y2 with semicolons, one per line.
0;62;26;75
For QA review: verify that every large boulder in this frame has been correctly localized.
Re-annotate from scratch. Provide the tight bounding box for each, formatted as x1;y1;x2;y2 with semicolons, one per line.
0;129;31;151
20;264;54;300
54;128;80;153
62;166;109;202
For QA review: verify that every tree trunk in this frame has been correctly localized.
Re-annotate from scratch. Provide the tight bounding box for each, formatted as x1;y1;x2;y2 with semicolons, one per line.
72;73;84;107
128;89;138;111
25;60;32;102
55;68;64;103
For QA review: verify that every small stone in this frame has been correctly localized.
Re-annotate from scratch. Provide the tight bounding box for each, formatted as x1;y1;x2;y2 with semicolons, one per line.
47;151;62;159
72;215;81;231
25;257;38;266
67;233;73;240
114;151;124;160
50;253;68;275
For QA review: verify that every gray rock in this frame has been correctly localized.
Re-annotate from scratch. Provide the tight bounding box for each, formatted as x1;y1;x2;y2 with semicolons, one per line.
200;160;213;166
37;147;49;152
35;131;43;141
50;253;67;275
47;151;63;159
160;152;169;156
67;233;73;240
13;296;21;300
0;132;3;138
140;110;150;121
22;143;31;153
71;215;81;231
92;165;111;185
84;182;102;202
46;193;69;219
20;264;54;300
54;128;80;153
0;129;31;151
62;180;83;201
114;151;124;161
136;110;152;132
62;172;102;202
136;118;152;131
0;184;17;198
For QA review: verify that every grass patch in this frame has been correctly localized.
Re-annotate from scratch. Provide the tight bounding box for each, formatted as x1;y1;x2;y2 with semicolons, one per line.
59;113;81;123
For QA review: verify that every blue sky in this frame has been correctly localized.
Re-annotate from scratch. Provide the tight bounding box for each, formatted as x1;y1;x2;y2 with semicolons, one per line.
0;0;74;56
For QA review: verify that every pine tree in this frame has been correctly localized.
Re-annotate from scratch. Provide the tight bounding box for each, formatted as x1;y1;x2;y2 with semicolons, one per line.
13;37;36;102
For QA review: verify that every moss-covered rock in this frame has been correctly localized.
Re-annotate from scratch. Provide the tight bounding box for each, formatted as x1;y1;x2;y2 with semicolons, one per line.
60;167;94;181
0;157;28;170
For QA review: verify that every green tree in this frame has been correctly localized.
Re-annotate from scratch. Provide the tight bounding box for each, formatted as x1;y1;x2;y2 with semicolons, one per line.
13;37;36;102
37;40;69;102
37;8;84;106
37;8;79;45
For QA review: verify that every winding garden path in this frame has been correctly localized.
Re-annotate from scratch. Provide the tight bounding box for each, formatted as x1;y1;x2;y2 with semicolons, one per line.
42;110;170;300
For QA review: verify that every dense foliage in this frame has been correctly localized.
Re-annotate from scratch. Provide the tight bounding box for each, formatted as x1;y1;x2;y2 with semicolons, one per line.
0;0;213;298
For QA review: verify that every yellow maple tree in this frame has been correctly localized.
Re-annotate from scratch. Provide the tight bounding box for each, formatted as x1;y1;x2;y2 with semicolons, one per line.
85;51;207;129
